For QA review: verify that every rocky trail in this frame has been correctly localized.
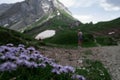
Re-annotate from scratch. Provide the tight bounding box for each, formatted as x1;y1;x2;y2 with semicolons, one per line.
40;45;120;80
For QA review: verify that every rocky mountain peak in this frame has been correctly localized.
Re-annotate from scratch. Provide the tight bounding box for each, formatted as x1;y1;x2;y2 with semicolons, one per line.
0;0;73;31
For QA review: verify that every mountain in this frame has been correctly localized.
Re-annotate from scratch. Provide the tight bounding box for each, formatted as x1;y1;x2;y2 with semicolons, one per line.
0;0;79;33
89;17;120;37
42;17;120;47
0;3;13;15
74;17;120;35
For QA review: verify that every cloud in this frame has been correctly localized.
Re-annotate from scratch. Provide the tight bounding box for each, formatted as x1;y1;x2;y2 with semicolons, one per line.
73;14;120;23
106;0;120;7
59;0;75;7
59;0;120;11
99;0;120;11
73;15;93;23
59;0;98;8
60;0;120;23
0;0;24;4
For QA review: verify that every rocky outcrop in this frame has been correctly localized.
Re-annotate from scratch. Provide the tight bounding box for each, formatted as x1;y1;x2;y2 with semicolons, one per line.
0;0;72;31
0;3;13;15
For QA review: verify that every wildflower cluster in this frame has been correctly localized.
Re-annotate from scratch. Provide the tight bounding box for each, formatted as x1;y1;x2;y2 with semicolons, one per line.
0;43;85;80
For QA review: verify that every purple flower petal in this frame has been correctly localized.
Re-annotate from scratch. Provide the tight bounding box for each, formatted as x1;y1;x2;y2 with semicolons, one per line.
0;62;17;72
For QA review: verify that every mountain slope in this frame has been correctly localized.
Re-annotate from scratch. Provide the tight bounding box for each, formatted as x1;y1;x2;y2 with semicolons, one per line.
24;11;80;36
91;17;120;39
0;0;78;32
0;26;43;47
0;3;13;15
72;17;120;38
41;17;120;47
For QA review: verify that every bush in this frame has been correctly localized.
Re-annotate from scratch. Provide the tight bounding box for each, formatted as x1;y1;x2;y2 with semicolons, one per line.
76;60;112;80
44;31;78;45
44;31;98;47
96;36;117;46
83;33;94;42
0;27;45;48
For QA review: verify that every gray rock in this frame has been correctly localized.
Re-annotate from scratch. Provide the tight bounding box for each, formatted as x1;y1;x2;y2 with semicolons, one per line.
0;0;72;31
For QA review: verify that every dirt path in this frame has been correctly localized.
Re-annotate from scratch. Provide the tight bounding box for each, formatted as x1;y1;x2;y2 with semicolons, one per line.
91;46;120;80
40;46;120;80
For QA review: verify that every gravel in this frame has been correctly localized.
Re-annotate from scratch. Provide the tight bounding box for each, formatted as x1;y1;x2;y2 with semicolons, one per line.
41;46;120;80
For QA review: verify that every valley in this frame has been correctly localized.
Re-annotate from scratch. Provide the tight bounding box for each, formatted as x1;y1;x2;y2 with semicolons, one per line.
0;0;120;80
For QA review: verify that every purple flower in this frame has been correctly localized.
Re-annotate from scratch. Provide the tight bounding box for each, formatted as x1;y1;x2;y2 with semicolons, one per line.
27;47;35;51
16;59;30;66
19;54;30;60
30;53;42;60
0;62;17;72
43;59;53;65
0;55;6;60
0;46;11;52
52;64;62;69
0;52;17;60
27;61;38;68
51;64;63;74
38;63;46;68
17;47;25;52
0;44;86;80
16;59;38;68
18;44;25;48
9;47;17;54
52;68;61;74
64;66;75;73
0;48;4;53
59;68;68;73
51;64;75;74
72;74;86;80
34;51;40;54
6;43;14;47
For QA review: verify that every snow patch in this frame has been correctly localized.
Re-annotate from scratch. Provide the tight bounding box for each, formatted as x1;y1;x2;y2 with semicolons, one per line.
108;32;115;35
41;1;50;13
57;10;60;16
4;24;9;27
35;30;56;40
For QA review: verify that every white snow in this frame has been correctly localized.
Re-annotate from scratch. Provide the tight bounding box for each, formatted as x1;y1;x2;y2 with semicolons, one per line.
4;24;9;27
35;18;40;22
35;30;56;40
57;10;60;16
108;32;115;35
41;2;50;13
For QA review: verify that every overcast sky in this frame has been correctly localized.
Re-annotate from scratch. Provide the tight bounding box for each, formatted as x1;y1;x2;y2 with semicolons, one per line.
0;0;120;23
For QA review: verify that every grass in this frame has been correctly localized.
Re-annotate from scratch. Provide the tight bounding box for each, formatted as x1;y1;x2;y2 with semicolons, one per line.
44;30;97;48
24;10;77;37
44;30;77;45
0;46;112;80
23;13;119;48
0;66;71;80
83;49;93;55
96;36;117;46
0;27;45;48
0;59;111;80
43;29;118;48
23;15;49;33
76;59;111;80
0;10;118;80
0;27;112;80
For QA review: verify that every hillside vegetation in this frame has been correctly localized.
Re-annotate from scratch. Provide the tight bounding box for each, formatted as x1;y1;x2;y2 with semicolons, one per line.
43;18;120;47
24;12;80;37
0;15;118;80
0;27;43;47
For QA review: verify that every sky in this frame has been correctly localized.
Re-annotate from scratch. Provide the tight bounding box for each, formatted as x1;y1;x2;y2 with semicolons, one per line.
0;0;120;23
